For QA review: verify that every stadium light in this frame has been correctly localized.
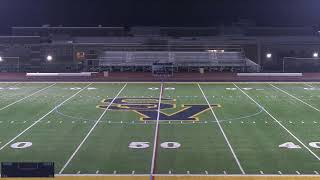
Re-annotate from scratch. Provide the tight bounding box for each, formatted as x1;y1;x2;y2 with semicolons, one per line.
46;55;53;61
0;56;2;62
266;53;272;59
313;52;319;58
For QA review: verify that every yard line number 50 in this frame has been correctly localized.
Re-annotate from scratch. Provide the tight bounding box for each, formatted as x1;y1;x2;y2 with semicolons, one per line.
128;142;181;149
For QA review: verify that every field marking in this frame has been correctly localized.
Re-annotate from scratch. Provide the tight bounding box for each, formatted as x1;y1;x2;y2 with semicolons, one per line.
233;83;320;161
270;84;320;113
0;83;92;151
0;83;56;111
57;173;320;176
59;83;127;174
304;83;314;88
5;81;320;85
0;83;21;93
150;83;163;179
197;83;245;174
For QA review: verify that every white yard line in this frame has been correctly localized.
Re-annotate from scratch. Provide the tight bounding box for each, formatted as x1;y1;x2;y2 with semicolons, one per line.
59;83;127;174
233;83;320;161
197;83;245;174
0;83;56;111
0;83;92;151
150;83;163;177
270;84;320;113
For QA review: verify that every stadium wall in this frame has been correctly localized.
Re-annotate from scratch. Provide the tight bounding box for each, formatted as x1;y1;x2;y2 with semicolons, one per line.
2;72;320;82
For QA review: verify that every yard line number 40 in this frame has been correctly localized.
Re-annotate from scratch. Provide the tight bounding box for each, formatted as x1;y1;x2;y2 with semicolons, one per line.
279;142;320;149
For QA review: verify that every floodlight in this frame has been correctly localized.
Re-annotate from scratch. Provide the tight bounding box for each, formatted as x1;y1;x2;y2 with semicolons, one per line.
46;55;53;61
313;52;319;58
0;56;2;62
266;53;272;59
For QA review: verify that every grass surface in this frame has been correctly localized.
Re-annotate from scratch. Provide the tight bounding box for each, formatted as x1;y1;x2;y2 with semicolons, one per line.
0;82;320;175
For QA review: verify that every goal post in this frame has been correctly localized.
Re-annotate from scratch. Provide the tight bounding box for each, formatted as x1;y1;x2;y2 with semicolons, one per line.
282;57;320;73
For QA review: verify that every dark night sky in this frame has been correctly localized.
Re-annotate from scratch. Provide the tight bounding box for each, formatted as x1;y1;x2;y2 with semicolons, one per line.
0;0;320;34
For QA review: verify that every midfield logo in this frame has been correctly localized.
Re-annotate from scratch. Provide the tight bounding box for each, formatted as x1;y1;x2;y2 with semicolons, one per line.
98;98;220;121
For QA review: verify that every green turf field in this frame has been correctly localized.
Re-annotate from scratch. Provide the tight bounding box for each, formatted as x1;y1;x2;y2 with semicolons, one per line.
1;82;320;176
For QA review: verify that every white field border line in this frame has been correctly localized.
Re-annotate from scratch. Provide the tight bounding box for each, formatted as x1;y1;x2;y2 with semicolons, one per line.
56;174;320;177
197;83;245;174
0;83;56;111
270;84;320;113
3;81;320;84
150;83;163;177
0;83;93;151
6;81;320;84
233;83;320;161
59;83;128;174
